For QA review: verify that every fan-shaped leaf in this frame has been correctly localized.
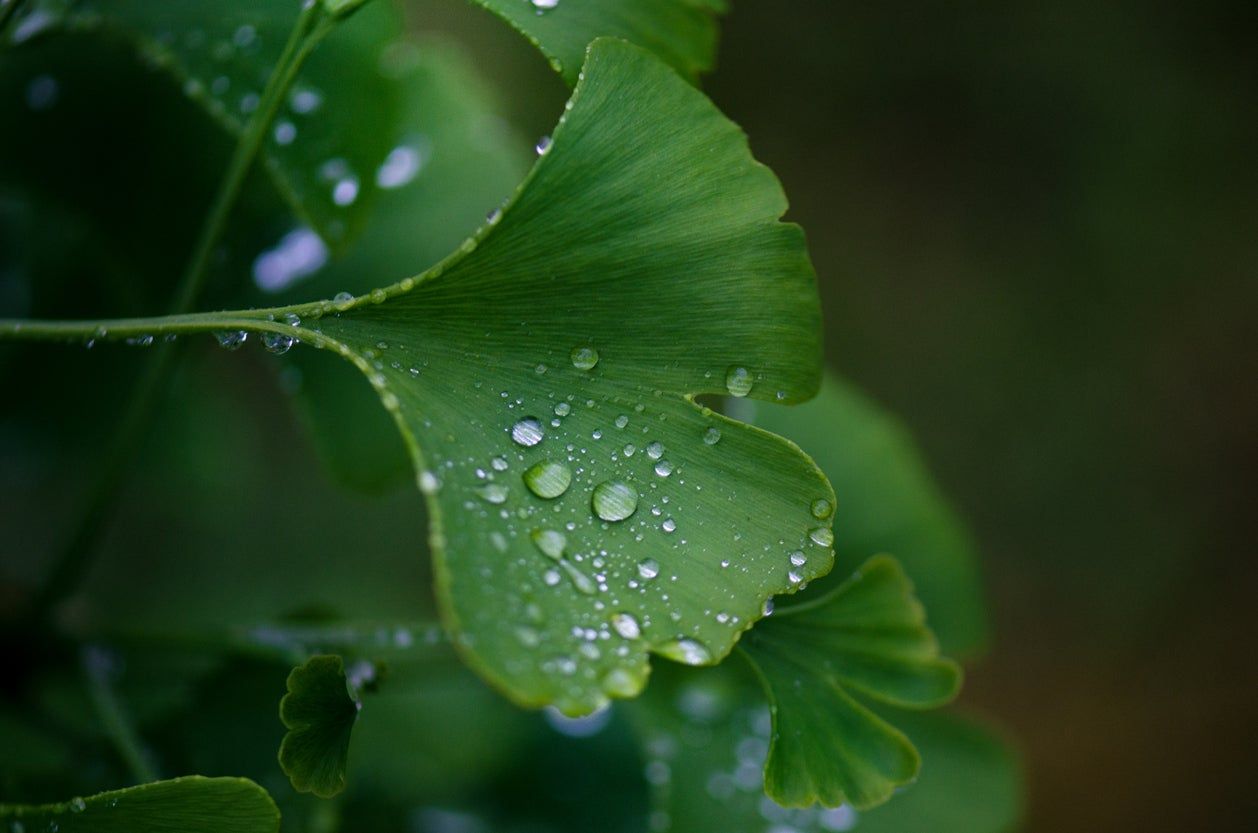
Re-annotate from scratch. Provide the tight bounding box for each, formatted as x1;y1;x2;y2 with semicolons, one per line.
0;776;280;833
741;555;961;809
466;0;726;85
278;654;361;798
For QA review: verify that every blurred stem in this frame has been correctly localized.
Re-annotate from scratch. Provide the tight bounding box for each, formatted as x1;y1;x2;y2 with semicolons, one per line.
82;646;158;784
25;2;339;623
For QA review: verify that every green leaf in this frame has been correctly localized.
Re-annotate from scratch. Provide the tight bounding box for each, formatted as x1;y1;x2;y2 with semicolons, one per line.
283;36;828;715
0;776;280;833
741;555;961;809
745;372;989;656
628;665;1019;833
20;0;405;248
466;0;726;85
278;654;361;799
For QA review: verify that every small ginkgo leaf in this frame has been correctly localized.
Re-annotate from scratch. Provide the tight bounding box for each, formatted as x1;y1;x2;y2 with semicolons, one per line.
278;36;830;715
743;372;988;657
466;0;726;85
741;555;962;810
0;776;280;833
17;0;405;248
278;654;361;798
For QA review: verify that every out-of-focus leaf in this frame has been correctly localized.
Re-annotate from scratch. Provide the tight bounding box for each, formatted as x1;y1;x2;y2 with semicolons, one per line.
0;776;280;833
466;0;726;85
11;0;405;248
741;555;961;809
278;654;360;798
627;663;1019;833
744;372;988;656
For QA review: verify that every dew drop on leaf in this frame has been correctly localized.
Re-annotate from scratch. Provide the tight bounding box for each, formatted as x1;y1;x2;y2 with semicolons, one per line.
811;498;833;519
645;441;664;460
511;417;545;447
614;414;629;429
789;551;807;566
703;427;722;445
554;402;571;416
477;483;509;504
531;529;567;560
725;366;753;397
592;481;639;522
535;135;553;155
570;345;599;370
657;638;712;666
654;460;674;478
637;558;660;580
263;332;295;354
523;460;573;499
610;612;641;639
332;291;355;310
809;526;835;547
214;330;247;350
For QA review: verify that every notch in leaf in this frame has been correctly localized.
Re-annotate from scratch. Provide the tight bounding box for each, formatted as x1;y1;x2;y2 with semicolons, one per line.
741;555;962;810
278;654;365;798
0;776;280;833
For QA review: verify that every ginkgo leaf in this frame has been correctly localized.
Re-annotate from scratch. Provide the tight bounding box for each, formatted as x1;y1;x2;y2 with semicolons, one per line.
14;0;405;248
278;654;361;798
466;0;727;85
2;37;830;716
742;372;988;656
627;664;1018;833
0;776;280;833
740;555;962;809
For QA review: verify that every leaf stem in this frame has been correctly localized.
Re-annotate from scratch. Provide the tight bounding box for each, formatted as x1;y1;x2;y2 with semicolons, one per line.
82;645;159;784
23;2;340;621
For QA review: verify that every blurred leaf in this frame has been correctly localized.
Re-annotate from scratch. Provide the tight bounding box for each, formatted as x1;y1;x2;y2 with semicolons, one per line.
466;0;726;85
249;36;828;714
628;663;1019;833
16;0;405;249
0;775;280;833
278;654;359;799
745;372;988;656
741;555;961;809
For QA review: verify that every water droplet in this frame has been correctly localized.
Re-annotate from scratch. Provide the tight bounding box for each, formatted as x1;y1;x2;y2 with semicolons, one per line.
291;88;322;114
253;228;328;293
491;456;509;471
377;144;422;189
263;332;295;354
332;176;359;206
603;667;646;697
661;518;677;533
511;417;545;447
809;526;835;547
762;598;775;617
725;366;753;397
532;0;560;11
69;798;86;813
214;330;247;350
523;460;572;499
562;561;598;595
531;529;566;560
610;612;641;640
614;414;629;429
274;120;297;145
571;346;599;370
654;460;674;478
811;498;833;519
25;74;58;110
592;481;638;522
646;441;664;460
477;483;509;504
418;470;440;494
637;558;660;579
789;551;807;566
554;402;571;416
703;427;722;445
622;443;636;457
657;638;712;666
535;135;553;155
486;207;502;225
125;334;153;347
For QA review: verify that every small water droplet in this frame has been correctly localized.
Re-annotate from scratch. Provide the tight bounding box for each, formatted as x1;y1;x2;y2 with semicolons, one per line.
725;366;753;397
614;414;629;429
654;460;674;478
811;498;833;519
623;443;636;457
332;176;359;206
762;598;775;617
332;290;355;310
532;0;560;11
491;456;509;471
263;332;295;354
603;667;646;697
535;135;553;155
789;551;807;566
610;612;641;640
657;638;711;666
532;529;566;560
523;460;572;499
809;526;835;547
554;402;571;416
571;345;599;370
646;441;664;460
661;518;677;533
214;330;247;350
125;334;154;347
418;470;440;494
703;427;722;445
637;558;660;579
477;483;509;504
592;481;639;522
69;798;86;814
511;417;545;447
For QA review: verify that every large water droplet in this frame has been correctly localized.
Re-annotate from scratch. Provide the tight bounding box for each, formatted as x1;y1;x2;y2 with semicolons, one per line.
610;612;641;640
646;441;664;460
592;481;639;522
811;498;833;519
570;345;599;370
703;427;722;445
654;460;674;478
511;417;545;447
531;0;560;11
554;401;572;417
637;558;660;579
657;638;712;666
263;332;295;354
523;460;572;499
725;366;753;397
214;330;247;350
532;529;566;560
809;526;835;547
